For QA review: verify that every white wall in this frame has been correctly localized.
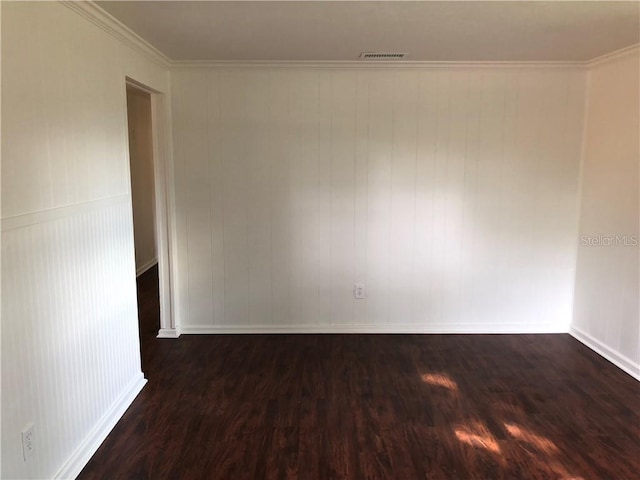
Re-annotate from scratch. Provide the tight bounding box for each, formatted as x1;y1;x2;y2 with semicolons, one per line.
171;67;586;333
571;48;640;379
127;87;157;275
1;2;169;478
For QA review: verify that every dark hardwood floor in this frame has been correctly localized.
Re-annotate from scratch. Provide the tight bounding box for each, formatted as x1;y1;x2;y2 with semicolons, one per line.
80;266;640;479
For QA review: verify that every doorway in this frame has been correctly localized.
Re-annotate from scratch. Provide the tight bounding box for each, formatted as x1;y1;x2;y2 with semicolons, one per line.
124;77;177;340
126;85;157;278
126;83;160;347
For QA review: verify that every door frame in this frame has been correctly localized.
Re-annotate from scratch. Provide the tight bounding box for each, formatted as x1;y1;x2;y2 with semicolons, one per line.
125;76;179;338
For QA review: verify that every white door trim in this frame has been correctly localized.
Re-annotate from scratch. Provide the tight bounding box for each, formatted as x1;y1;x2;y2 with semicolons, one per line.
125;77;180;338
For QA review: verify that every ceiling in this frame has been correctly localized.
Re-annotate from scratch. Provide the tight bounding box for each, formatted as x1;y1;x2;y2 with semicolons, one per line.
97;1;640;62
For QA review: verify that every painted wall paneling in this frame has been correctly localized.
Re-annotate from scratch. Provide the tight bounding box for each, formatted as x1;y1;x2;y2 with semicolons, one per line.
170;67;587;333
1;2;172;478
570;48;640;380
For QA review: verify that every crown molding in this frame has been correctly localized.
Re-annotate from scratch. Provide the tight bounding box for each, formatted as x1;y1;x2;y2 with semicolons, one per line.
587;43;640;68
60;1;171;68
170;59;587;70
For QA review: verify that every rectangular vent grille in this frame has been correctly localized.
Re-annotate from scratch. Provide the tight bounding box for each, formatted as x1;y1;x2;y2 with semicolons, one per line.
360;52;407;60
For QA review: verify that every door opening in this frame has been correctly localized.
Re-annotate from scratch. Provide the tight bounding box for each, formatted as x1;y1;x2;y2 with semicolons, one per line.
126;84;160;353
125;77;177;340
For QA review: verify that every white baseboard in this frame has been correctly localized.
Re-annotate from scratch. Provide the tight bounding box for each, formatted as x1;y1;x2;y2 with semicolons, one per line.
136;257;158;277
179;323;567;335
569;326;640;381
54;374;147;480
157;326;181;338
570;325;640;381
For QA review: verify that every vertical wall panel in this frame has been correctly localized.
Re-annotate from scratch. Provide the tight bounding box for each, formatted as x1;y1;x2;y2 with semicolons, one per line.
245;71;274;325
457;71;482;325
170;73;192;327
441;71;469;324
317;72;334;326
269;71;293;326
388;72;419;325
353;72;370;326
288;73;307;325
207;72;227;326
365;71;395;325
220;72;250;325
182;71;215;325
291;72;322;326
171;66;587;332
329;72;358;325
430;71;452;324
413;72;440;325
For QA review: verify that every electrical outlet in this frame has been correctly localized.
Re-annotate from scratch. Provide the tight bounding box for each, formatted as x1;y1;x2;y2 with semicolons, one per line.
354;283;366;299
21;424;35;461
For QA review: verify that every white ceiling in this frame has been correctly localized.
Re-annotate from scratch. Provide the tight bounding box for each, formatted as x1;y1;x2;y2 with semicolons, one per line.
97;1;640;62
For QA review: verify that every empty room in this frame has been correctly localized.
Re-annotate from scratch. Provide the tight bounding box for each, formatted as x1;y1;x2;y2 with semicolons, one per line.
1;1;639;479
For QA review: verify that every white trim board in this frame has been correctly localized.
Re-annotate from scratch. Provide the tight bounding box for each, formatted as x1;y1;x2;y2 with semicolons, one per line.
570;326;640;381
170;60;587;70
54;374;147;480
136;258;158;277
180;324;568;335
1;195;130;231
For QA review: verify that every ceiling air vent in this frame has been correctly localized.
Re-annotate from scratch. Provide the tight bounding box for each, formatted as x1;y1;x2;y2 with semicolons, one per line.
359;52;407;60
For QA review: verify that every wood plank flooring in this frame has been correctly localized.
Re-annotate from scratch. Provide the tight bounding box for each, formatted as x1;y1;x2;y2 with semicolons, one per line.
79;267;640;479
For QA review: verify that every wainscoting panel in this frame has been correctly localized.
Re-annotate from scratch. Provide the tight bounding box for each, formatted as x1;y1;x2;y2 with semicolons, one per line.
1;199;142;479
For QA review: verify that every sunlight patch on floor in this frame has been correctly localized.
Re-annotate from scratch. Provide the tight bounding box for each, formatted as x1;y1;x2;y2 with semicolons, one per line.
421;373;458;391
454;421;502;454
504;422;583;479
504;422;558;454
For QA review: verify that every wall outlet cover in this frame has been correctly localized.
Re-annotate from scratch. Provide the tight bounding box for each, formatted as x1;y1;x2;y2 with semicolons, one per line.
21;423;35;461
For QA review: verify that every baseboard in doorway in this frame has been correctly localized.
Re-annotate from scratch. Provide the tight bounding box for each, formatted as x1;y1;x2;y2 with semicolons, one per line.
136;257;158;277
54;374;147;479
157;326;181;338
570;325;640;381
